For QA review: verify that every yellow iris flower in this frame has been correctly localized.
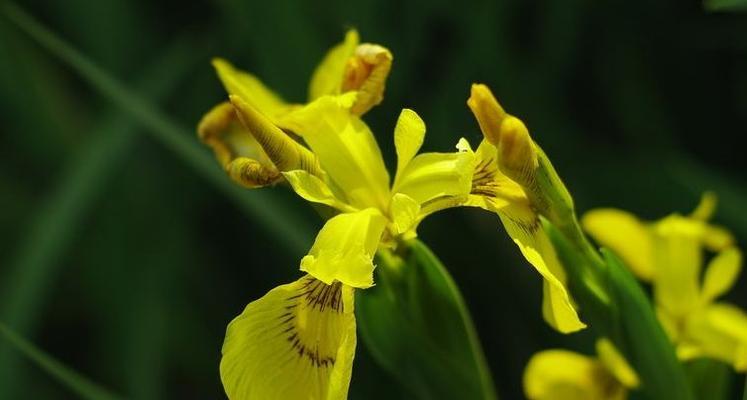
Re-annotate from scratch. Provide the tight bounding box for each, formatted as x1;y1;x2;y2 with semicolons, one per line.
200;31;475;400
523;339;639;400
582;194;747;371
198;29;392;189
459;84;585;333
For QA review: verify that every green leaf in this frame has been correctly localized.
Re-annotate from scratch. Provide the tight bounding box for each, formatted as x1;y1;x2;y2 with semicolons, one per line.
0;1;314;253
356;239;497;400
0;323;124;400
544;219;694;400
685;359;733;400
704;0;747;11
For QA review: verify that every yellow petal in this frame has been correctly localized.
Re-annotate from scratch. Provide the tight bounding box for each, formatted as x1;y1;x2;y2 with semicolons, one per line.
523;350;624;400
220;276;356;400
581;208;655;281
389;193;420;237
461;139;528;212
308;29;359;101
282;96;390;209
500;211;586;333
595;339;640;389
212;58;293;120
198;102;282;188
652;216;703;318
394;151;474;209
467;84;538;184
701;248;742;304
230;95;322;176
282;170;352;212
393;109;425;183
685;303;747;371
301;208;387;288
342;43;393;115
690;192;717;221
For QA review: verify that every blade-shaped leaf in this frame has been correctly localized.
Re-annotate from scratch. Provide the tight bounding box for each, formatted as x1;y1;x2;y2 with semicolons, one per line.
686;359;733;400
0;1;313;253
357;239;497;400
0;323;124;400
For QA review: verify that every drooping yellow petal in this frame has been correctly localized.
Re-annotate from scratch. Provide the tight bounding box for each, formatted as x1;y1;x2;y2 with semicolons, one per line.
595;339;640;389
308;30;359;101
701;248;742;304
301;208;387;288
197;102;282;188
282;170;353;213
281;96;390;209
220;276;356;400
212;58;294;120
581;209;655;281
652;216;703;318
524;350;625;400
389;193;420;237
684;303;747;371
393;109;425;183
500;211;586;333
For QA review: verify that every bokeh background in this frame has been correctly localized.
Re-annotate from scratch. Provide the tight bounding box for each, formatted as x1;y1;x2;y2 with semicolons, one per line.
1;0;746;398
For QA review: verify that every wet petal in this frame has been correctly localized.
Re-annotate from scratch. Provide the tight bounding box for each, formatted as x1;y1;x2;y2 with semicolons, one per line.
301;208;387;288
220;276;356;400
581;208;655;281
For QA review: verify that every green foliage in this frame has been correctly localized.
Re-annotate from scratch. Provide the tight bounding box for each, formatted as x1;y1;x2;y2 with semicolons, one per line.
705;0;747;11
0;323;123;400
357;240;497;400
545;219;694;400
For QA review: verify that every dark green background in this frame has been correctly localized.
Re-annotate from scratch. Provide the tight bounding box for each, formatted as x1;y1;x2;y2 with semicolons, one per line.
1;0;746;398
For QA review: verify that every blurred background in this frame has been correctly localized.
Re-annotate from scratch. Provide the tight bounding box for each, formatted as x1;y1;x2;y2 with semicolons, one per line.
1;0;746;398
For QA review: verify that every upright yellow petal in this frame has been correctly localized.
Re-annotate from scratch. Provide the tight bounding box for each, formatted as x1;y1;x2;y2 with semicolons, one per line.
690;192;717;221
524;350;624;400
652;216;703;318
500;210;586;333
581;209;655;281
595;339;639;389
684;303;747;371
212;58;293;120
301;208;387;288
308;30;359;101
393;109;425;184
701;248;742;304
389;192;420;237
221;276;356;400
282;96;390;209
